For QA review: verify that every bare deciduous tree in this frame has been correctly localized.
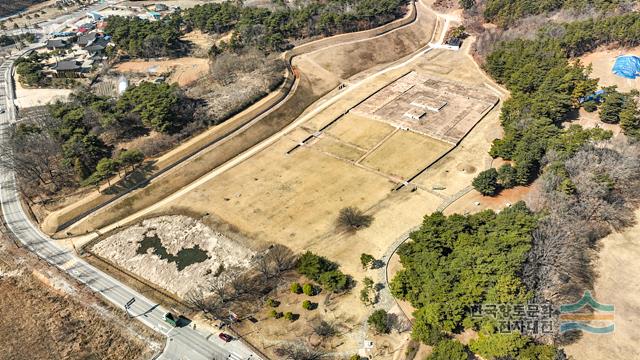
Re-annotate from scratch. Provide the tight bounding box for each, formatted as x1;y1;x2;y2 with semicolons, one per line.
274;343;324;360
525;141;640;342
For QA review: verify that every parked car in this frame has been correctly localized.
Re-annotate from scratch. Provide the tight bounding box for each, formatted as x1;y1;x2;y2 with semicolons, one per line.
218;333;233;342
163;312;178;327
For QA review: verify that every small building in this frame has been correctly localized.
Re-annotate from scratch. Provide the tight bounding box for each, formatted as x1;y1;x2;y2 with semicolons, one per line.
403;107;427;121
86;38;110;56
50;60;85;78
46;39;69;50
77;32;97;47
443;37;462;50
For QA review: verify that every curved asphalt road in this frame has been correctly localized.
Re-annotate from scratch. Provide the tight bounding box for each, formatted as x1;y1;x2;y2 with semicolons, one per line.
0;56;260;360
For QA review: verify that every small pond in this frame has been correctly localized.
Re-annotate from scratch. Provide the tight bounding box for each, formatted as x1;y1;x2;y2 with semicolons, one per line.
137;231;209;271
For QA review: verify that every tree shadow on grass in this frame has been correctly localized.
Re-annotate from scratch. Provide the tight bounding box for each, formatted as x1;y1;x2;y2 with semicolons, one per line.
102;161;158;195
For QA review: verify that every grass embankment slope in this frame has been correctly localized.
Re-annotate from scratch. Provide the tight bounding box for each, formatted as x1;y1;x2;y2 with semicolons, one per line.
57;2;437;236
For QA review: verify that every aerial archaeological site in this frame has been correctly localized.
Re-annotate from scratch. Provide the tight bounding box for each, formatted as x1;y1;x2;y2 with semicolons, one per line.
1;0;640;359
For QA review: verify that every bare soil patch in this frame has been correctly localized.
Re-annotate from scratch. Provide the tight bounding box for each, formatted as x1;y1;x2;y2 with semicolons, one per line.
181;30;216;57
579;46;640;92
14;77;72;108
566;108;623;137
443;185;534;215
91;215;254;298
113;58;209;87
352;71;498;144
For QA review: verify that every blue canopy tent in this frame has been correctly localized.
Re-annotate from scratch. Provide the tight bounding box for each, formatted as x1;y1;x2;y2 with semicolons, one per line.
612;55;640;79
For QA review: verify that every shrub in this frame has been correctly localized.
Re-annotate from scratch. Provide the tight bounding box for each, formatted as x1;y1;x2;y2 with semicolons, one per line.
363;277;374;289
302;300;312;310
600;91;626;124
472;168;500;196
313;320;337;337
427;340;468;360
350;355;360;360
302;283;314;296
360;288;371;305
367;309;390;334
269;309;282;319
290;282;302;294
337;206;373;230
284;312;295;321
319;270;349;292
266;298;279;307
360;253;375;269
297;251;336;281
582;100;598;112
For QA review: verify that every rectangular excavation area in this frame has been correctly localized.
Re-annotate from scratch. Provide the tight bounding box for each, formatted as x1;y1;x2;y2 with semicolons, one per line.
91;215;254;298
351;71;499;144
360;129;452;179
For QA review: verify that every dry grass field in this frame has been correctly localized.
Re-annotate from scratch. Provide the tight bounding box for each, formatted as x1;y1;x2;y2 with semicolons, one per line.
308;1;437;80
47;14;515;360
313;136;366;162
55;3;438;236
360;130;452;179
142;38;505;282
163;136;397;251
564;209;640;359
0;235;162;360
325;113;396;149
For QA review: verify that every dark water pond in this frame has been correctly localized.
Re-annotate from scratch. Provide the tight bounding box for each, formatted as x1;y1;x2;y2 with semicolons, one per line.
137;231;209;271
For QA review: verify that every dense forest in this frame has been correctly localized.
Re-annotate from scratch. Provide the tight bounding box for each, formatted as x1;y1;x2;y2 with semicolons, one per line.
479;0;633;28
391;203;562;359
183;0;409;52
397;8;640;359
471;12;640;196
105;15;184;58
105;0;409;58
1;83;195;198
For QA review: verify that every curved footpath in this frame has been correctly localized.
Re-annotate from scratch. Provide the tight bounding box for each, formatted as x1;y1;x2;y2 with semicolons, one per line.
0;52;260;360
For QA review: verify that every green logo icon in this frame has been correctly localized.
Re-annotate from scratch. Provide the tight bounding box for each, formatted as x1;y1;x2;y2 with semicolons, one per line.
559;291;614;334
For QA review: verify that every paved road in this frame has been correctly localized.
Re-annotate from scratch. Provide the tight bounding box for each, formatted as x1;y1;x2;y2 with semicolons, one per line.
3;0;119;37
0;55;261;360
